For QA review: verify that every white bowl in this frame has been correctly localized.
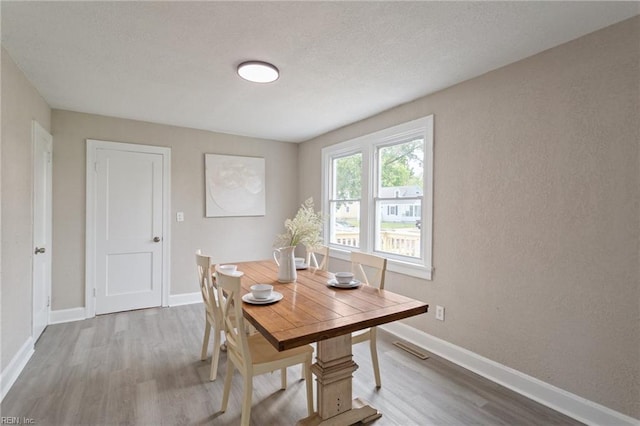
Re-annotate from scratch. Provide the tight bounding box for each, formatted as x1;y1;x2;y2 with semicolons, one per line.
335;272;354;284
250;284;273;300
217;264;237;274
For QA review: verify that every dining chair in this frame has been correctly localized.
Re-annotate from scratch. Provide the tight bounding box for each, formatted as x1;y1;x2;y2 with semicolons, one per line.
195;250;225;381
217;269;314;426
350;251;387;388
306;244;329;271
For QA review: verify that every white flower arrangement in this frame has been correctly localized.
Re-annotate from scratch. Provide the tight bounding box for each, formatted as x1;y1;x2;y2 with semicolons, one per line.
274;198;323;249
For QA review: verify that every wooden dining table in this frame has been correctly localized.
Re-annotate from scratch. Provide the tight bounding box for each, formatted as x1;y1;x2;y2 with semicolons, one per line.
235;260;429;425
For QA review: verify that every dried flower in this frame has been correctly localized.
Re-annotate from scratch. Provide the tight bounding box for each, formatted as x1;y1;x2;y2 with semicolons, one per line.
274;198;323;250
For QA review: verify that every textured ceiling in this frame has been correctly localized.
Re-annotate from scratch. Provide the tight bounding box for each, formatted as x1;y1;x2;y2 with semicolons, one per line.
2;1;638;142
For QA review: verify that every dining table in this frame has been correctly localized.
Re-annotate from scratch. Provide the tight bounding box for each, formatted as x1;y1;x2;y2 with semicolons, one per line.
234;259;429;425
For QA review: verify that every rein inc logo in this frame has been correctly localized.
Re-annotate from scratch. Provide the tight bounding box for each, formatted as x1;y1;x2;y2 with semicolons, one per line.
0;418;35;425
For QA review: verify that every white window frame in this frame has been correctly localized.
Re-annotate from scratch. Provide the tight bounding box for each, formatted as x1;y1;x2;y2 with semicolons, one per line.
322;115;434;280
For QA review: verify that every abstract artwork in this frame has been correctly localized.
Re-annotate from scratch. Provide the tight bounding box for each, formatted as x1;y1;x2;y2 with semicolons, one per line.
205;154;266;217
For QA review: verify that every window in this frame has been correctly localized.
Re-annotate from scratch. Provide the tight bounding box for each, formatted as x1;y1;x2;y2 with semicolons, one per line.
322;116;433;280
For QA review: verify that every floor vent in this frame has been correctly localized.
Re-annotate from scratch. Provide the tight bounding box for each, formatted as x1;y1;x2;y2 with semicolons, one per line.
393;341;429;360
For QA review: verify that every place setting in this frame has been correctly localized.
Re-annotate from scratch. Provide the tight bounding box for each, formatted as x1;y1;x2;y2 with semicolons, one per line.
295;257;308;270
327;271;361;289
242;283;283;305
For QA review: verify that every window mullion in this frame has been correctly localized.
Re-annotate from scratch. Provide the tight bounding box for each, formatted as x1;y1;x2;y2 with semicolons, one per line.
359;144;372;252
371;144;381;255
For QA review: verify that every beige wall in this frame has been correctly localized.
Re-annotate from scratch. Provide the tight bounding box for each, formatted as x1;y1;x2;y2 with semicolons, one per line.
1;48;51;370
50;111;299;310
300;17;640;418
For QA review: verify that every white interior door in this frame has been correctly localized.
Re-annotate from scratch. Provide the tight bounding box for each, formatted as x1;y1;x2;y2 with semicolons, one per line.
32;121;52;341
89;141;170;315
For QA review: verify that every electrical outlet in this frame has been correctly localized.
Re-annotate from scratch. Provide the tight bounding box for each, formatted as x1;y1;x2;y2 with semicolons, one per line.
176;211;184;222
435;305;445;321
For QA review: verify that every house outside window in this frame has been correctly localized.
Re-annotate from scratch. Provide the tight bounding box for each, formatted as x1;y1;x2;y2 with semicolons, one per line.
322;116;434;280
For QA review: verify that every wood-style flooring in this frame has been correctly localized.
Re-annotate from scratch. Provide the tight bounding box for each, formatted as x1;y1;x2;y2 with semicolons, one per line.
1;303;583;425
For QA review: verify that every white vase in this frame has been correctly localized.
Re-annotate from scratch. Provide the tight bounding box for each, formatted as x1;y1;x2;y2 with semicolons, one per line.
273;246;297;283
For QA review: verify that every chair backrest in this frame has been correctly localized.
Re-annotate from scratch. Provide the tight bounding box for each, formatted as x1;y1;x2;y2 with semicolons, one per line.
215;268;251;370
350;252;387;289
307;245;329;271
196;251;220;323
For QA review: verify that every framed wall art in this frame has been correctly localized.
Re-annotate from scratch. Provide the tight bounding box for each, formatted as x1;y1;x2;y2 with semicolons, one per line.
205;154;265;217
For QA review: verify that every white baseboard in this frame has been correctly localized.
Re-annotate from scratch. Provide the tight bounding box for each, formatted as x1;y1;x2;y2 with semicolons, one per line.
48;296;202;322
49;307;87;324
380;322;639;426
1;337;34;402
169;292;202;307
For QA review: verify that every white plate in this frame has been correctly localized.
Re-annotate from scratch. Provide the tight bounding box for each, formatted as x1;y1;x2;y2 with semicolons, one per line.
296;263;308;270
327;278;361;288
242;291;283;305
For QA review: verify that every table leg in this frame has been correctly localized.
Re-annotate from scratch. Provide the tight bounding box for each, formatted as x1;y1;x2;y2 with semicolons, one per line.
298;334;382;425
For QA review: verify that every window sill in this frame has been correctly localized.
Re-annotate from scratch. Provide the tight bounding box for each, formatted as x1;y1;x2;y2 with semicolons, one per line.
328;246;433;281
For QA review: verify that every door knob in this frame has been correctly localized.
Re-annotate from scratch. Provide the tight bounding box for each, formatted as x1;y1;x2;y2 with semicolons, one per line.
153;237;161;242
35;247;46;254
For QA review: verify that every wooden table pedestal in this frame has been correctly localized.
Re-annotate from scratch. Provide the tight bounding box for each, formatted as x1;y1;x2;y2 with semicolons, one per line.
298;334;382;425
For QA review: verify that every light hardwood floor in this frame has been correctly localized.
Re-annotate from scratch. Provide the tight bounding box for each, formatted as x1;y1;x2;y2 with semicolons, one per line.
1;304;582;425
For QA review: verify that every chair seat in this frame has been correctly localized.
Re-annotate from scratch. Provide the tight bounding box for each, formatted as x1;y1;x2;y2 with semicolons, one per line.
249;333;313;365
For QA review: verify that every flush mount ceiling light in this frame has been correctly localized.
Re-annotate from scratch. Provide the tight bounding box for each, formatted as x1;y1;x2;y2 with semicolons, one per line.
237;61;279;83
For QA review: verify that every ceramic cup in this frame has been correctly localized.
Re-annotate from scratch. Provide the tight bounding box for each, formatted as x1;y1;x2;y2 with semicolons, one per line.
250;284;273;300
335;272;354;284
217;264;237;274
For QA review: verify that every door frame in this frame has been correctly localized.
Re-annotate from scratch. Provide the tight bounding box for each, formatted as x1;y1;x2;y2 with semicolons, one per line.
32;120;52;340
85;139;171;317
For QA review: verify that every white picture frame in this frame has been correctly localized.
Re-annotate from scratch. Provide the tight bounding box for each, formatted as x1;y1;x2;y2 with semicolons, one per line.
205;154;266;217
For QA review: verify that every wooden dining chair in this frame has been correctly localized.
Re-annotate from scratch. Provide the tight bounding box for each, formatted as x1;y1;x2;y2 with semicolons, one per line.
306;244;329;271
195;250;225;381
217;269;314;426
350;251;387;388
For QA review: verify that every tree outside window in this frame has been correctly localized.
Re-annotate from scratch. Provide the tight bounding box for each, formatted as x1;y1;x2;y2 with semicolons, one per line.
329;153;361;248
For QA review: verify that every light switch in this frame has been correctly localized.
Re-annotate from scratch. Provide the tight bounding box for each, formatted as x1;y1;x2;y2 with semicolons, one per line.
176;211;184;222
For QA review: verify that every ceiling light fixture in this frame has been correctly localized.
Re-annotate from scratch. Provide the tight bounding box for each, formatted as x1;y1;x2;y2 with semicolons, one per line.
237;61;279;83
